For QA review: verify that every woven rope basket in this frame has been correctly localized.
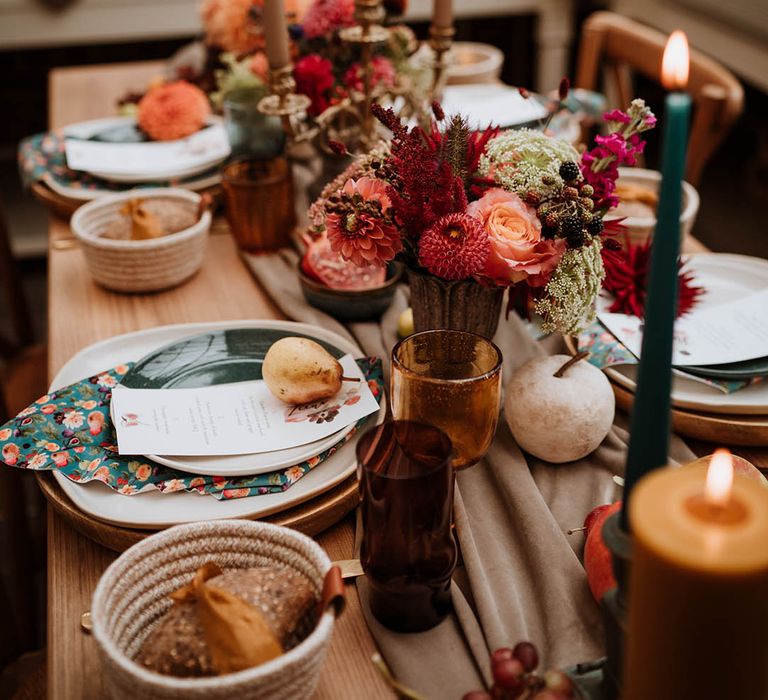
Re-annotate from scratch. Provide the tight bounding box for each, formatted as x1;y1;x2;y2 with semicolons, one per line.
70;188;211;293
91;520;336;700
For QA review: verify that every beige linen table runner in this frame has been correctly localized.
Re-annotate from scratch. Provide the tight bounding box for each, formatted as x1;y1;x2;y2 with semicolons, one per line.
245;249;694;699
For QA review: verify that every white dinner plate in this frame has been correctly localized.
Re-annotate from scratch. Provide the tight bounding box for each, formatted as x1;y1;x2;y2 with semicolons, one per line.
62;117;229;183
50;320;384;529
601;253;768;415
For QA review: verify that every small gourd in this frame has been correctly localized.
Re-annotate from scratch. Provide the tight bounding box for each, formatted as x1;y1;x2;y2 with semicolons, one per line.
504;353;615;463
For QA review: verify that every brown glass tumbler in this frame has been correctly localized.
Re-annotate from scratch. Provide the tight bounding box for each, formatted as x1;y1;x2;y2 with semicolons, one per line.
221;157;296;251
357;420;456;632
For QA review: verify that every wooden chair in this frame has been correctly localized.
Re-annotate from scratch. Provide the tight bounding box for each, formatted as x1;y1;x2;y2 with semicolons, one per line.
575;11;744;187
0;201;47;669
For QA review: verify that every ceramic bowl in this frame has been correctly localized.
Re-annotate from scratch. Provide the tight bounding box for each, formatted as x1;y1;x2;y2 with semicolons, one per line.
608;167;699;249
298;262;403;321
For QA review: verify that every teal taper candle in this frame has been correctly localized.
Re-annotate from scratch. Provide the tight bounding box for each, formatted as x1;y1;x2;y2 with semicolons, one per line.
621;32;691;531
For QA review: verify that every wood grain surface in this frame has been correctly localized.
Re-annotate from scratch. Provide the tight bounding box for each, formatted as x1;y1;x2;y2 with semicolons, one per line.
45;62;392;700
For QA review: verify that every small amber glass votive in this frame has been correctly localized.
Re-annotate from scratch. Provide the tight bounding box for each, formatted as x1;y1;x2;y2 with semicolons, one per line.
222;157;296;251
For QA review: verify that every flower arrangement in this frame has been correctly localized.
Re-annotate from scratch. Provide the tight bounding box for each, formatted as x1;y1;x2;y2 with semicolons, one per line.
201;0;416;114
307;95;657;335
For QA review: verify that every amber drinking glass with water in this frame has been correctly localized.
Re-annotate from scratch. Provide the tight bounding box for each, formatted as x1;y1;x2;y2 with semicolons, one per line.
391;330;502;470
357;420;456;632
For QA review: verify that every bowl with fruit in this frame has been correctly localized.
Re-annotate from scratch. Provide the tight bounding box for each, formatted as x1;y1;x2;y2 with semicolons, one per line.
298;232;403;321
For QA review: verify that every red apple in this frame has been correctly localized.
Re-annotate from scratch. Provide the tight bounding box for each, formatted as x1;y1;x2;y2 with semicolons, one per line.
687;454;768;486
583;501;621;603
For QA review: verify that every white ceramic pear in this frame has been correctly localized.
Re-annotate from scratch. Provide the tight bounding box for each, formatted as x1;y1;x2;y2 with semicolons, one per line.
504;353;615;463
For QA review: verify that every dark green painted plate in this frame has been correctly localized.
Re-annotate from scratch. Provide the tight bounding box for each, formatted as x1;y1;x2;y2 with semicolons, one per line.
121;328;345;389
677;356;768;381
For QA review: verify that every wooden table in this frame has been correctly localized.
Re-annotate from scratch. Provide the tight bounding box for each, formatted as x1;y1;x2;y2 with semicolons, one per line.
43;62;766;700
45;62;391;700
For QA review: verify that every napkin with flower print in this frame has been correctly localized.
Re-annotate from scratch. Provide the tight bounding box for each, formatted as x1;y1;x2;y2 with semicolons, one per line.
0;358;383;499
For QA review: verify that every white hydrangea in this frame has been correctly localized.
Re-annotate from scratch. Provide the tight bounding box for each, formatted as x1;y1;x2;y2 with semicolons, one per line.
479;129;581;198
534;239;605;335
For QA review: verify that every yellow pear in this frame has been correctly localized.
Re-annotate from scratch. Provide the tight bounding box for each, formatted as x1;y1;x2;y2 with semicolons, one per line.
262;337;343;405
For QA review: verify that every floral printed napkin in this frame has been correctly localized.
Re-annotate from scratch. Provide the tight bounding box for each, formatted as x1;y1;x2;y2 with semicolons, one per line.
578;321;759;395
18;131;220;195
0;358;383;500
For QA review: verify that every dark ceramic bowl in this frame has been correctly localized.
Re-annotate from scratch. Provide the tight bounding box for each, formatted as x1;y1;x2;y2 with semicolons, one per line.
298;262;403;321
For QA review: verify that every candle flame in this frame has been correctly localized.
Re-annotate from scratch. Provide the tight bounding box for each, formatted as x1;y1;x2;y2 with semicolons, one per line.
661;30;690;90
705;449;734;507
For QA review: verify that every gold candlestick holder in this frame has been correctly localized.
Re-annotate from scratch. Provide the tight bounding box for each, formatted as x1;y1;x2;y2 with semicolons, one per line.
338;0;389;150
257;0;422;153
257;64;313;142
429;24;455;102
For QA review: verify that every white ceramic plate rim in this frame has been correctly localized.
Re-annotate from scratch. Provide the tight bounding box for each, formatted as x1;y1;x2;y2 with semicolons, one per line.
63;117;229;183
49;320;383;529
604;253;768;415
42;170;222;201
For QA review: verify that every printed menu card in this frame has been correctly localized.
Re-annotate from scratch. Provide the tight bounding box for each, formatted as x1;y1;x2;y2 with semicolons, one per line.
111;355;378;456
598;288;768;367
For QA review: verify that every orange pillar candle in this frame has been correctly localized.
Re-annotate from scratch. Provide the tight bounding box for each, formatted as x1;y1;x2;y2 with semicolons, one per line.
625;451;768;699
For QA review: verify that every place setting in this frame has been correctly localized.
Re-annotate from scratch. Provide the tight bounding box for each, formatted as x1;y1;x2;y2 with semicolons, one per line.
3;2;768;700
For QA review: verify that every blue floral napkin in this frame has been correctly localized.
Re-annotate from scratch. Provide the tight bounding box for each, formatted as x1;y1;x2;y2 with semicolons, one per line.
0;358;383;499
578;321;760;395
18;131;220;194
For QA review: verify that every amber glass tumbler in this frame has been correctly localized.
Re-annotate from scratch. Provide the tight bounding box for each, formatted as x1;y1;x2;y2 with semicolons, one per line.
391;329;502;470
222;157;295;251
357;420;456;632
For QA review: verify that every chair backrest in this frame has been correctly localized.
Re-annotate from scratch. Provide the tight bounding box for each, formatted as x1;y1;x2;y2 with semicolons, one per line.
575;11;744;186
0;200;35;359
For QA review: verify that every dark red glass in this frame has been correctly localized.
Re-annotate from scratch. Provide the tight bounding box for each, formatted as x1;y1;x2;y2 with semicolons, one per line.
357;420;456;632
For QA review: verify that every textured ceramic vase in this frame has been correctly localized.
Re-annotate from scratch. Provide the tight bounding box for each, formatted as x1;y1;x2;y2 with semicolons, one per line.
408;269;504;340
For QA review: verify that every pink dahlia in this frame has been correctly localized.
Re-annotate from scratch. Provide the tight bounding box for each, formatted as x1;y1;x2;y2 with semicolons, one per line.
343;56;396;92
418;213;489;280
301;0;355;39
325;177;401;267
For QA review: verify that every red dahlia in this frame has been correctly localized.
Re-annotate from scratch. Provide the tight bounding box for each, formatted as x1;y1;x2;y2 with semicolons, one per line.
418;213;489;280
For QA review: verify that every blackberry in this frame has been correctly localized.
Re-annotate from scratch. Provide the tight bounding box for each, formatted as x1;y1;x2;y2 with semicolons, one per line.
560;214;583;237
580;183;594;197
559;161;581;182
542;225;558;239
567;230;588;248
524;190;541;205
563;186;579;200
587;217;604;235
545;212;560;228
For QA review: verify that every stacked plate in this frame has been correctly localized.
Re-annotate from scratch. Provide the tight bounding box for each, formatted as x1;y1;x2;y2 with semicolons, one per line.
46;117;230;203
50;320;384;530
571;253;768;445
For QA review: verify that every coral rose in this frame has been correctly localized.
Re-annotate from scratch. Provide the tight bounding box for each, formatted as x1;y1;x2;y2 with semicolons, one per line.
137;81;211;141
467;188;565;285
